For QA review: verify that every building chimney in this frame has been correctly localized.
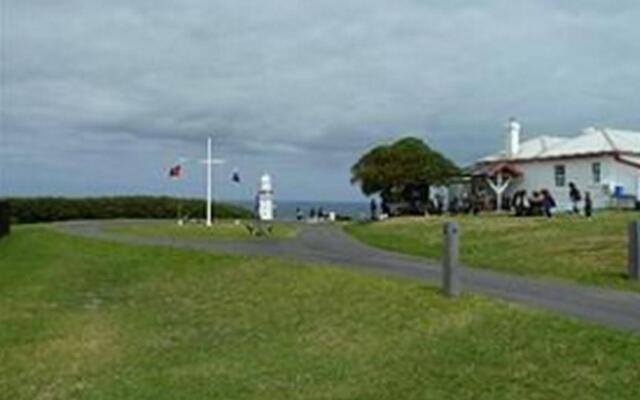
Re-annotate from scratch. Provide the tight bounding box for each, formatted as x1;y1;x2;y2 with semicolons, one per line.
506;117;521;158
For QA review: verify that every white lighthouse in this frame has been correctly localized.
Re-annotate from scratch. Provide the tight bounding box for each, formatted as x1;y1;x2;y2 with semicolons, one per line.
257;173;275;221
506;117;521;158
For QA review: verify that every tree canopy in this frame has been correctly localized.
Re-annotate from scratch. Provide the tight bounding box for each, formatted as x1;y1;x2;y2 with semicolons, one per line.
350;137;459;204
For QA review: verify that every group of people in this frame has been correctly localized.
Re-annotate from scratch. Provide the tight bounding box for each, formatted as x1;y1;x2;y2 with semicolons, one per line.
569;182;593;218
296;207;332;222
366;181;597;220
446;192;486;215
511;182;592;218
511;189;556;217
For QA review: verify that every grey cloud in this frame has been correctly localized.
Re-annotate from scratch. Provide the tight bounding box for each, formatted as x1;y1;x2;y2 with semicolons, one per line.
3;0;640;199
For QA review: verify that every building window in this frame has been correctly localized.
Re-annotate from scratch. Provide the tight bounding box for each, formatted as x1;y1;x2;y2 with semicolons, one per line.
554;165;566;187
592;162;601;184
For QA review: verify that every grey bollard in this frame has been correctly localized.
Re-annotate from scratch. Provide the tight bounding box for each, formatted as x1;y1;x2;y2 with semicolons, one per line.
630;221;640;281
442;222;461;297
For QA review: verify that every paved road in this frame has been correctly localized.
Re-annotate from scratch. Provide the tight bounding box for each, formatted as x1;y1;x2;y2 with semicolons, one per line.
56;220;640;332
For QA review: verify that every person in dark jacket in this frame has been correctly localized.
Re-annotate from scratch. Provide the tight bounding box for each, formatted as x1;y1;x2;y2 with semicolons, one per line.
471;191;481;215
370;199;378;221
584;191;593;218
541;189;556;218
529;191;545;216
381;200;390;217
449;196;460;215
511;190;528;217
434;193;444;215
569;182;581;214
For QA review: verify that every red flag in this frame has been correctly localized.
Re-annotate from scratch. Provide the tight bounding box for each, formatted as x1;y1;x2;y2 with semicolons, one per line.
168;164;182;178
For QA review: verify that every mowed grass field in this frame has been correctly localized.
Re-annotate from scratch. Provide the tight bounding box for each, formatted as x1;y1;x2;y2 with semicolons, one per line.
105;220;299;240
2;227;640;399
345;211;640;292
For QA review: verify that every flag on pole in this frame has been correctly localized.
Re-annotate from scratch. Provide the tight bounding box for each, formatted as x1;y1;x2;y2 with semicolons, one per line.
168;164;182;178
231;168;241;183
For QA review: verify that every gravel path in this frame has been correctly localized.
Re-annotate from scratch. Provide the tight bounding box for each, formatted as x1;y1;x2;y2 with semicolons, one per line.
56;220;640;332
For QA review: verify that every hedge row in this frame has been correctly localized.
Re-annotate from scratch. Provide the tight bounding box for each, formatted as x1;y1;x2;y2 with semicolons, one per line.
0;200;10;237
6;196;252;224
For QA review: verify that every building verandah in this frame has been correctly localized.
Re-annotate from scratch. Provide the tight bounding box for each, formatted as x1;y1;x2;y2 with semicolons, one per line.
471;162;523;211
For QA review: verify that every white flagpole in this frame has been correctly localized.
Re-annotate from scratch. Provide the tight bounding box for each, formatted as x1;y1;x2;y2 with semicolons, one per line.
206;136;213;227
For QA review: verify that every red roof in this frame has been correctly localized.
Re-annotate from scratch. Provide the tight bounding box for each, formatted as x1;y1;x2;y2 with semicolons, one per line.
473;162;523;177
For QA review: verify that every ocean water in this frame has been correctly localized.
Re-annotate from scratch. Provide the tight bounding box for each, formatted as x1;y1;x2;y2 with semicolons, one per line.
232;200;370;221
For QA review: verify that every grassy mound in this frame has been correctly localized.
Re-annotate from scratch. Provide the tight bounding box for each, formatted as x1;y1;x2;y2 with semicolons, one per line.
345;211;640;291
1;227;639;399
104;221;299;240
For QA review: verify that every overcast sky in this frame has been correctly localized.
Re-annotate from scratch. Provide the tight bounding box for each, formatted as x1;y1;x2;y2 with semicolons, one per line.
2;0;639;201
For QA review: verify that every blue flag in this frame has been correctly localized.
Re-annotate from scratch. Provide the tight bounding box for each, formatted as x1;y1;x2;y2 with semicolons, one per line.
231;169;241;183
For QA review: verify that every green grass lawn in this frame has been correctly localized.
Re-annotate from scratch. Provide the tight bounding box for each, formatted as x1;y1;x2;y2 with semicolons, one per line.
105;220;299;240
345;210;640;292
2;227;640;399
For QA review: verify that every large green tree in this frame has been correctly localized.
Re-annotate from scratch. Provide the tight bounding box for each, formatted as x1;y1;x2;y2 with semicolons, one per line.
350;137;459;207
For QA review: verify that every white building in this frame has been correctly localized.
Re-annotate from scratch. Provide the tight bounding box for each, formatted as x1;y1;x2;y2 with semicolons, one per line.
257;173;275;221
475;119;640;210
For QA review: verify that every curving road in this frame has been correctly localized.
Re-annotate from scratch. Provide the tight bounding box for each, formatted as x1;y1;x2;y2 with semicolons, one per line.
56;220;640;333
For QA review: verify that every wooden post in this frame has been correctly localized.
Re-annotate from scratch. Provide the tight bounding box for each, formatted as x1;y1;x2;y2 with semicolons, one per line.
630;221;640;281
443;222;461;297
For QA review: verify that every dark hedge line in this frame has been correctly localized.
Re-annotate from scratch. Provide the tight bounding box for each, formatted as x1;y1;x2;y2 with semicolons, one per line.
6;196;252;224
0;200;10;237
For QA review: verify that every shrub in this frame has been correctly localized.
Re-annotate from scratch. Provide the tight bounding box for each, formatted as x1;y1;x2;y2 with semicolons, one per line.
6;196;252;224
0;200;10;237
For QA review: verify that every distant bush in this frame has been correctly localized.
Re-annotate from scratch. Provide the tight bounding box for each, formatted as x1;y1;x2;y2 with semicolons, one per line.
6;196;252;224
0;200;10;237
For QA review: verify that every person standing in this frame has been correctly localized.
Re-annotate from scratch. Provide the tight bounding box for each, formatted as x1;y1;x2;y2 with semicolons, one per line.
370;198;378;221
381;200;390;218
471;191;481;215
296;207;304;221
529;191;544;216
434;193;444;215
541;189;556;218
568;182;582;214
584;192;593;218
511;190;522;216
512;190;529;217
449;196;460;215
